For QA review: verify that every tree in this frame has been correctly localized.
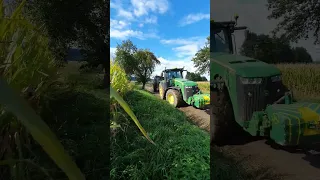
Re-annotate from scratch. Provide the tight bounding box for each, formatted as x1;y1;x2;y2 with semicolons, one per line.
133;50;160;89
115;40;138;75
186;72;207;81
292;47;313;63
267;0;320;44
115;40;160;89
240;31;312;63
24;0;109;87
192;36;210;75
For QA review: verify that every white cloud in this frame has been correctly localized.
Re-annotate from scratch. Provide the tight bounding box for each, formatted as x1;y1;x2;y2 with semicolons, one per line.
110;19;130;29
111;0;134;20
152;57;209;80
173;44;199;58
131;0;169;17
110;47;117;58
179;13;210;26
110;28;159;40
139;23;144;27
118;9;134;19
110;29;143;39
145;16;158;24
160;37;207;58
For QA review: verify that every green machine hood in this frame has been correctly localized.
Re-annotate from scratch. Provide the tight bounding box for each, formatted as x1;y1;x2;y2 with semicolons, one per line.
174;78;197;86
265;102;320;147
211;52;281;77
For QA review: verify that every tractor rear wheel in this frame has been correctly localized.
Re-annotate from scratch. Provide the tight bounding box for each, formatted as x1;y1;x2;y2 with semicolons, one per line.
153;83;158;92
166;89;182;107
211;81;235;146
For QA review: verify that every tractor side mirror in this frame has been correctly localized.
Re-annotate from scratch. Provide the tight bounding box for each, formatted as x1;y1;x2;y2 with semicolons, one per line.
234;14;239;25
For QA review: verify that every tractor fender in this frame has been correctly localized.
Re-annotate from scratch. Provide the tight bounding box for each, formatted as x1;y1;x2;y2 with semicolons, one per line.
164;87;181;96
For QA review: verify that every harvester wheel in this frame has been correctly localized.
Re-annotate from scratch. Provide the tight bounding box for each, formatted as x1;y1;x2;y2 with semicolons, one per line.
210;80;234;146
166;89;182;107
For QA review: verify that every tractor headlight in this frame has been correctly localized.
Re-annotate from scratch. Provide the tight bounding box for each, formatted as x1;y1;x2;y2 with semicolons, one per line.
271;75;281;82
240;77;262;84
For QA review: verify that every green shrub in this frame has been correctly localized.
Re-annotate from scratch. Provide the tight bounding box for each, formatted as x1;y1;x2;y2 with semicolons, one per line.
110;60;130;96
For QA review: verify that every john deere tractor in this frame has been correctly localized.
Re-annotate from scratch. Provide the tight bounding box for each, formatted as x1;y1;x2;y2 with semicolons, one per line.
210;16;320;149
158;68;210;109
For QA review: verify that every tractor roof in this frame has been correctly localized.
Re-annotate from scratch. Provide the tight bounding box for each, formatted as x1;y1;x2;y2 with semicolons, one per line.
162;68;184;72
211;21;236;29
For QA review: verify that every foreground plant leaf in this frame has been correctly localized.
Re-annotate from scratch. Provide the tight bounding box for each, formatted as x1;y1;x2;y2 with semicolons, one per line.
110;86;155;145
0;78;85;180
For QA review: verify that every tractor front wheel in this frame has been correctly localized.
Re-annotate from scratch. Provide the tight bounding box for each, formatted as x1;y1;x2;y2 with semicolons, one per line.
166;89;182;108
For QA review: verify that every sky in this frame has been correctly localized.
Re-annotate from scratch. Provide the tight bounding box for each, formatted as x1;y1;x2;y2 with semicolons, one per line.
211;0;320;61
110;0;210;80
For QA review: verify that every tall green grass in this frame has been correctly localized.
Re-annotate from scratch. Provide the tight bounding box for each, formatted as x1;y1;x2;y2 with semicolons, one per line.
0;1;86;179
111;89;210;180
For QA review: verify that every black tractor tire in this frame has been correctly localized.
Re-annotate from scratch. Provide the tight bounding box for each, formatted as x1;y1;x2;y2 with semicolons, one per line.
165;89;183;108
159;83;165;99
210;80;235;146
153;83;158;92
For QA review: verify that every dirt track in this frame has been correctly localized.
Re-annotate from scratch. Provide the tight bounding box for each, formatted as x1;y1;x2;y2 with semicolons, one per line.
145;84;320;180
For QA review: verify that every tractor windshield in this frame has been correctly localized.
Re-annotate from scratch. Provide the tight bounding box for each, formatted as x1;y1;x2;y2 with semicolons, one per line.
211;29;231;53
167;71;182;79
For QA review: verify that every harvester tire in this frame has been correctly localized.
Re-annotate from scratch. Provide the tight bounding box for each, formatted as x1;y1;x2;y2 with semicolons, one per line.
210;80;235;146
166;89;182;108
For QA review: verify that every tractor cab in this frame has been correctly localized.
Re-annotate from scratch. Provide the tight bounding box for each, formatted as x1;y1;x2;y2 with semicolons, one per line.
161;68;185;87
210;16;292;145
210;17;247;54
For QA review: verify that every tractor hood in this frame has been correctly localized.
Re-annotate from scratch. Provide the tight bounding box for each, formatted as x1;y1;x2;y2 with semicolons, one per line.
174;78;197;86
211;52;281;78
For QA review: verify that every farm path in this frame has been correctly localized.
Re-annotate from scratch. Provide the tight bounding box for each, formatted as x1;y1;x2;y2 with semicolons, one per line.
144;84;320;180
144;84;210;132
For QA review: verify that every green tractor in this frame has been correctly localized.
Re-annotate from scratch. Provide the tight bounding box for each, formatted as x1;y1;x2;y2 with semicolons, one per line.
210;16;320;149
158;68;210;109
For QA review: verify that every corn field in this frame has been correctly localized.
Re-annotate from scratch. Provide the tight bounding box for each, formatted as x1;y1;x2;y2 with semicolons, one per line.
0;1;85;179
276;63;320;99
196;81;210;93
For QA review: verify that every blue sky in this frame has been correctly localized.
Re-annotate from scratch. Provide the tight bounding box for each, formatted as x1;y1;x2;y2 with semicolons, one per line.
110;0;210;79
